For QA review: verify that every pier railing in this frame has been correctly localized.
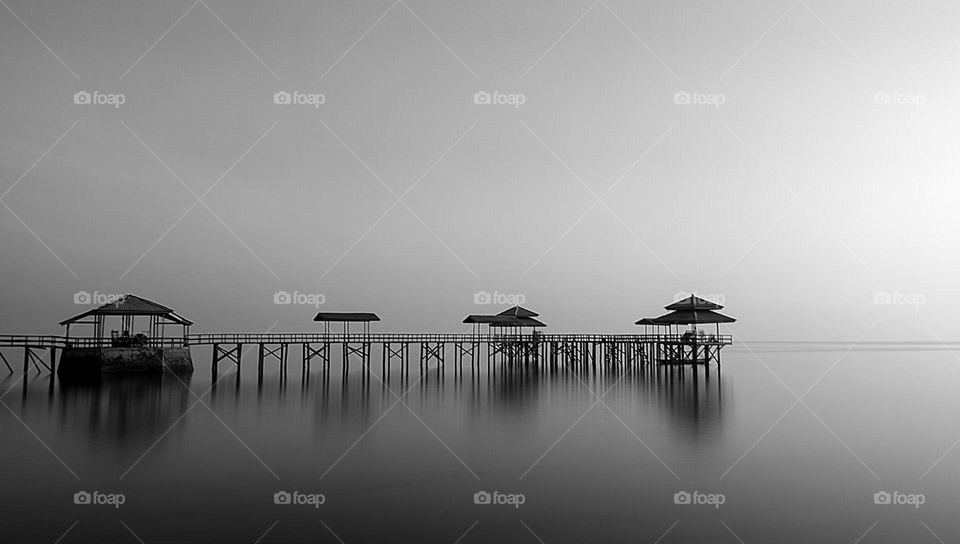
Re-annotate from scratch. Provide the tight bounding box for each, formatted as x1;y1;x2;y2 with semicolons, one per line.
0;333;733;349
183;332;732;345
0;335;188;348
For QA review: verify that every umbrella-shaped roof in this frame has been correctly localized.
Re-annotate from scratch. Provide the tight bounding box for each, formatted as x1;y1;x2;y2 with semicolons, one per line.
634;317;663;325
464;315;547;327
496;306;539;318
665;295;723;311
653;309;736;325
489;316;547;328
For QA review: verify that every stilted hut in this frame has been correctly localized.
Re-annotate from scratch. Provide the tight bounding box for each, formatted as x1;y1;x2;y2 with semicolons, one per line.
463;306;547;363
57;294;194;376
313;312;381;370
638;295;735;366
463;306;547;337
312;312;380;335
60;294;192;345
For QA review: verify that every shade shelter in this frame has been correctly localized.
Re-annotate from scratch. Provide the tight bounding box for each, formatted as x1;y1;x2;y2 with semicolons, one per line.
59;294;193;346
664;295;724;311
464;307;546;337
634;317;669;337
313;312;380;335
652;308;736;341
496;306;540;318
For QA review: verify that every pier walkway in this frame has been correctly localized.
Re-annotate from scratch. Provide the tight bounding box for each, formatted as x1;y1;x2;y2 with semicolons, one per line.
0;333;732;376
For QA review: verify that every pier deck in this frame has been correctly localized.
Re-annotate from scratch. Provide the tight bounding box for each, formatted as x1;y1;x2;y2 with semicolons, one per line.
0;333;731;376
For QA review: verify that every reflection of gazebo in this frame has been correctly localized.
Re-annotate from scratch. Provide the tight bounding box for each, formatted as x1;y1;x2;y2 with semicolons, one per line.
59;294;193;347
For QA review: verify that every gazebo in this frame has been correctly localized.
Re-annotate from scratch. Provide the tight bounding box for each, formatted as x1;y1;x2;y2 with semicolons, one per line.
313;312;381;368
463;306;547;336
646;295;735;340
312;312;381;335
664;294;724;311
634;317;669;337
652;308;736;340
59;294;193;347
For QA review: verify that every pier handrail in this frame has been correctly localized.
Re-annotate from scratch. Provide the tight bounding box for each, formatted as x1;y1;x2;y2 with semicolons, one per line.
0;333;732;348
0;335;188;348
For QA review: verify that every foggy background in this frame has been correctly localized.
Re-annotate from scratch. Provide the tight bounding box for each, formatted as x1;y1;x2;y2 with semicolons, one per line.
1;0;957;340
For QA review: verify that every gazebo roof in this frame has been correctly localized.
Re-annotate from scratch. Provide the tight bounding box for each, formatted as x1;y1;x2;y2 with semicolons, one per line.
665;295;724;311
634;317;663;325
60;294;193;326
463;315;547;327
496;306;540;318
652;309;736;325
489;316;547;328
313;312;381;322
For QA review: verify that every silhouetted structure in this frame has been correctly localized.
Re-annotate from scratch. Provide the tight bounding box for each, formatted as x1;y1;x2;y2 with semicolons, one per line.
639;295;736;368
313;312;381;374
60;294;192;346
55;295;193;376
1;295;733;380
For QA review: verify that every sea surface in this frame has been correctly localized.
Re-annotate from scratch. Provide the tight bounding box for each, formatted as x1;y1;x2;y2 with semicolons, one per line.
1;346;958;543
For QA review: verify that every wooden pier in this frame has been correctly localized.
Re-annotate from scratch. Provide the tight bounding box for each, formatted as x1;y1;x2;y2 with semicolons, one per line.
0;332;732;378
0;294;735;379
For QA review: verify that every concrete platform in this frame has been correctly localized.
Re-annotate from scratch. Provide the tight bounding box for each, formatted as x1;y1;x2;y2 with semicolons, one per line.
57;347;193;377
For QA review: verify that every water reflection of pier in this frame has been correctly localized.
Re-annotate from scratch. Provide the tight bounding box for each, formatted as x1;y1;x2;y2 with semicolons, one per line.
2;374;194;453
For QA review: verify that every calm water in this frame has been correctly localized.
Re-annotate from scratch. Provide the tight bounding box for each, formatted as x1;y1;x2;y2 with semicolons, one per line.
1;348;959;543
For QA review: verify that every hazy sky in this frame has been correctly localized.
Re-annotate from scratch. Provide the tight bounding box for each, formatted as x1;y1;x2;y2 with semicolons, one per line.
1;0;958;339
